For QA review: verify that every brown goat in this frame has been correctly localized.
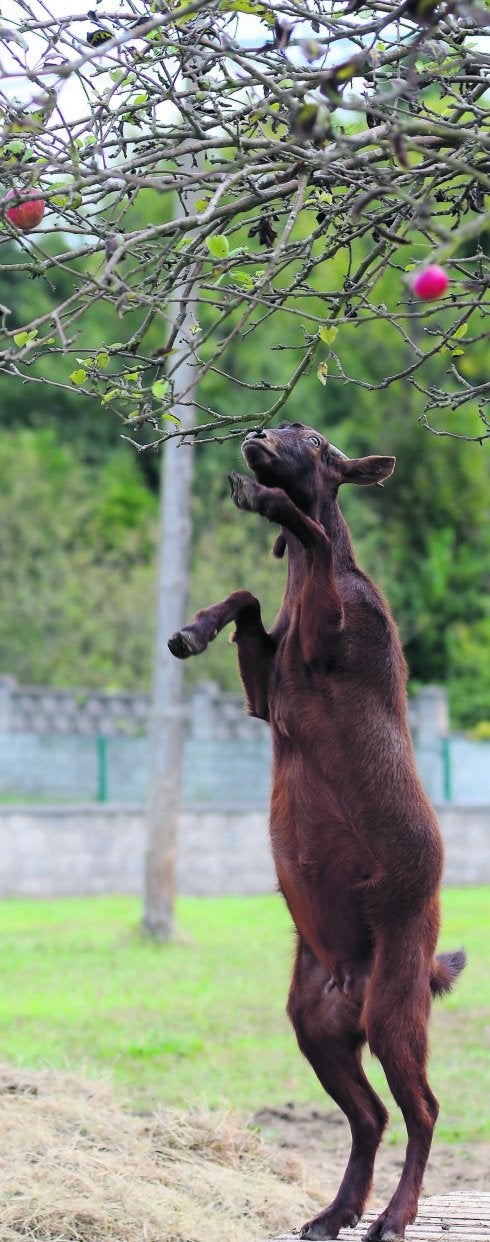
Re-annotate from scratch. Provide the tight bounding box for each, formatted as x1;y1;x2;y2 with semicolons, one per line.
168;422;465;1241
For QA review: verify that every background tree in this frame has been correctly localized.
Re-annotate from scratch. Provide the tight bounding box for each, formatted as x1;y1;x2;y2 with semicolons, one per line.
143;151;198;941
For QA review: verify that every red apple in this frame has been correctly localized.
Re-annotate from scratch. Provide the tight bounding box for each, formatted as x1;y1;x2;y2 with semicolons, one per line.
5;187;45;232
411;264;449;300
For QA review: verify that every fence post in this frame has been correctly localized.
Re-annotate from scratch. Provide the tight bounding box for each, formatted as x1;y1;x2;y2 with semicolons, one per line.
97;736;108;803
413;685;450;804
0;675;15;732
442;736;452;803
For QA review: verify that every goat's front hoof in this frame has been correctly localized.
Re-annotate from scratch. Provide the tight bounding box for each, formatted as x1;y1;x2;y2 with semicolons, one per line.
228;471;260;512
168;627;208;659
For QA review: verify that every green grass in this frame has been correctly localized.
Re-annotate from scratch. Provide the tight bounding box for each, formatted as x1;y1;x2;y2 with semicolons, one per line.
0;890;487;1144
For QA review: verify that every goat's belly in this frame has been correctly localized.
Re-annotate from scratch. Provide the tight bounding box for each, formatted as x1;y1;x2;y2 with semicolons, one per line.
270;811;373;979
269;748;444;954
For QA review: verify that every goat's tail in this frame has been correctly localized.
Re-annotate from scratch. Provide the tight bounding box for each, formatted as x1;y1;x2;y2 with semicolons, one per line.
430;949;467;998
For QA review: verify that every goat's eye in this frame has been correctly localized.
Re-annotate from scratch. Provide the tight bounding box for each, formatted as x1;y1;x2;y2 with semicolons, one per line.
308;435;322;447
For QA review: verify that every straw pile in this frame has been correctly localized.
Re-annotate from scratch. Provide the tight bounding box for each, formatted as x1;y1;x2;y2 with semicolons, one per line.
0;1064;322;1241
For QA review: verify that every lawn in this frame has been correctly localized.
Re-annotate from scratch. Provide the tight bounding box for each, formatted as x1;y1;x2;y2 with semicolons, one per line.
0;889;487;1144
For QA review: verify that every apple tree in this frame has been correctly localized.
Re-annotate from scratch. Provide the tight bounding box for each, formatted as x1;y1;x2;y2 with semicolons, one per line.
0;0;488;447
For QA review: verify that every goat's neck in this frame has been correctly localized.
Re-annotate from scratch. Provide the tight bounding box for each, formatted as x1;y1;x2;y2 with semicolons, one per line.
283;494;356;587
320;494;357;573
287;494;357;568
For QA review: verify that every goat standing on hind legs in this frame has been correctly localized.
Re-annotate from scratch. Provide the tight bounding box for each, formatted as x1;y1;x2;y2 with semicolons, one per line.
168;422;466;1242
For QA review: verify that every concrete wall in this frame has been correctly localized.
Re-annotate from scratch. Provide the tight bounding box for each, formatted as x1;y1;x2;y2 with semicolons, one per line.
0;803;488;898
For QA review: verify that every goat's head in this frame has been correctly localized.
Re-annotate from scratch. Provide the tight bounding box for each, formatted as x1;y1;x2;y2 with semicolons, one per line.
242;422;396;515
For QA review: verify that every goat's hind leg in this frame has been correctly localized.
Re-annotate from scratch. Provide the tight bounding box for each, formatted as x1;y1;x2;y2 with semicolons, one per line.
363;934;439;1241
288;941;388;1241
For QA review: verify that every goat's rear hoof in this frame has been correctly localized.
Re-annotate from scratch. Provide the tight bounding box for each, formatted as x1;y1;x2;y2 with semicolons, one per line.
300;1223;338;1240
168;627;207;659
364;1233;403;1242
228;471;259;512
300;1208;359;1240
363;1212;405;1240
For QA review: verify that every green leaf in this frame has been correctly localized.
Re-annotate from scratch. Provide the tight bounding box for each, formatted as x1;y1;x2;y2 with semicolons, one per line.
293;103;319;139
453;323;468;339
318;325;338;346
195;198;210;213
14;329;38;347
69;369;87;385
219;0;275;24
53;189;82;212
451;348;465;357
162;411;182;424
206;235;230;260
152;379;169;401
101;388;120;404
317;362;329;385
231;270;254;291
96;351;109;369
336;60;358;81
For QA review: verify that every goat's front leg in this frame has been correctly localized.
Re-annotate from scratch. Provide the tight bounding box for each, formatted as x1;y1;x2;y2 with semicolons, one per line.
229;473;343;665
229;471;331;553
168;590;275;720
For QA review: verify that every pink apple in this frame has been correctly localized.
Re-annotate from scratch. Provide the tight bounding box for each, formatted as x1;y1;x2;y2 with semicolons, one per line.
5;187;45;232
411;264;449;300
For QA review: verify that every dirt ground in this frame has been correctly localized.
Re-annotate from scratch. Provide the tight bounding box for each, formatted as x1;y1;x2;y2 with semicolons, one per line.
253;1104;490;1208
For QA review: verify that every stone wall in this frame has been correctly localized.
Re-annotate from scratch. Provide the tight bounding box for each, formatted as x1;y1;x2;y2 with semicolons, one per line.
2;677;490;806
0;676;264;738
0;803;488;898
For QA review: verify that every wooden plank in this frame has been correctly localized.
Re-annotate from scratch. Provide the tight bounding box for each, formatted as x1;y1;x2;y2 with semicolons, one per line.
270;1192;490;1241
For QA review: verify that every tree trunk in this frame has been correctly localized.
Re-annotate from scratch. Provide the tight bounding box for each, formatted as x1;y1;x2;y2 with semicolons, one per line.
142;180;197;939
142;431;194;937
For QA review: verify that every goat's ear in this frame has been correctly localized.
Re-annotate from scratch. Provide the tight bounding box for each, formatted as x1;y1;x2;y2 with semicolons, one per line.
340;455;396;487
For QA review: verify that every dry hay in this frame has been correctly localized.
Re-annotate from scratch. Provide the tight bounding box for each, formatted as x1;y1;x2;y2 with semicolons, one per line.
0;1064;322;1242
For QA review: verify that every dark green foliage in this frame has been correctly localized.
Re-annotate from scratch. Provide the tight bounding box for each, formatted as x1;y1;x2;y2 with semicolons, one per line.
0;429;157;688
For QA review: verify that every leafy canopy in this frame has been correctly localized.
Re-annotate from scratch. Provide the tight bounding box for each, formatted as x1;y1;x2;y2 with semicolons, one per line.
0;0;488;449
